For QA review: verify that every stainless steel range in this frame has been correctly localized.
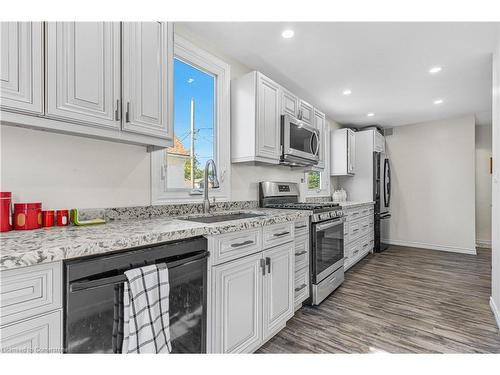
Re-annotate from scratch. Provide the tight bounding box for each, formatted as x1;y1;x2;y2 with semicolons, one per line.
259;181;345;305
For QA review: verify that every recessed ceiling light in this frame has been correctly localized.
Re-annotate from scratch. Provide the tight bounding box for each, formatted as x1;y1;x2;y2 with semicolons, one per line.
429;66;442;74
367;112;375;117
433;99;444;105
342;89;352;96
281;29;294;39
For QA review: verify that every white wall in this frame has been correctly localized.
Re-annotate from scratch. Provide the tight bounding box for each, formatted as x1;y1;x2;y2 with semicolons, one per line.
0;24;333;209
0;126;151;208
475;124;492;247
383;115;476;254
491;32;500;329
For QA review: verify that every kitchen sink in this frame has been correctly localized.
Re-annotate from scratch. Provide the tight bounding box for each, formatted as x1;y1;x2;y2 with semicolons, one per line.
182;212;265;223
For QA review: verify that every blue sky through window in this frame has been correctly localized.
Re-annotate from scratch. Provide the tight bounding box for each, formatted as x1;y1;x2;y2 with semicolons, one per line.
173;58;215;169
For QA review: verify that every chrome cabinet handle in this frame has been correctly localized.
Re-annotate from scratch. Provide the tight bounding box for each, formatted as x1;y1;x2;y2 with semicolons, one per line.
125;102;130;123
230;240;254;248
295;251;307;256
114;100;121;121
273;231;290;237
352;228;359;232
295;283;307;292
260;258;266;276
363;243;369;248
295;225;307;229
265;257;271;273
354;250;359;254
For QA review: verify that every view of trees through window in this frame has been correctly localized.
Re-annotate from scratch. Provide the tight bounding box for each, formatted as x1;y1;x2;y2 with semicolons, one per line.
307;171;321;190
165;58;215;190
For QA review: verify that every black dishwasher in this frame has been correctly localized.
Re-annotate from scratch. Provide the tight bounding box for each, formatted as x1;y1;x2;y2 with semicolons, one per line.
64;237;208;353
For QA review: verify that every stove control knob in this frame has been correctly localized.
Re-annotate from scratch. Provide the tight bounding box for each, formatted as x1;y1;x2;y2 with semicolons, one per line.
331;211;337;218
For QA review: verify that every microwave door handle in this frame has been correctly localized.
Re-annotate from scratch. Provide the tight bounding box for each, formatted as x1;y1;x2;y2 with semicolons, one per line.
312;130;320;156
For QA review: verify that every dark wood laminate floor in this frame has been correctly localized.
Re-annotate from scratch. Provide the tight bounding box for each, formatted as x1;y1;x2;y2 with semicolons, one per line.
259;246;500;353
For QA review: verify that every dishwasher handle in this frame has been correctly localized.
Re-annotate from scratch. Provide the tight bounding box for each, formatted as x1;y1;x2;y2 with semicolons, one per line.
69;250;208;293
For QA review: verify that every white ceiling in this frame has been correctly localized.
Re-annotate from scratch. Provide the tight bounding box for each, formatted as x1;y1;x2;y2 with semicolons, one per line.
180;22;499;127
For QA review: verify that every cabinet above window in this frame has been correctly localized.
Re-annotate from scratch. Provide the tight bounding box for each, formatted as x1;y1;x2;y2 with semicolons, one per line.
0;21;173;150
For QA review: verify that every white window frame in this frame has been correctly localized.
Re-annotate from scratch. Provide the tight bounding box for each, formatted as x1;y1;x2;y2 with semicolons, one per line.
305;124;331;197
151;35;231;204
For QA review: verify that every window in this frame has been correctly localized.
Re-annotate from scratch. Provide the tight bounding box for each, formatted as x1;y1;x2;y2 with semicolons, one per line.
152;35;231;203
307;171;321;191
166;58;215;191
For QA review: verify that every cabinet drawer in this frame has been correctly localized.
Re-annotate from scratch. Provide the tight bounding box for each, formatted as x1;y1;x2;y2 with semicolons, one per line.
348;221;362;243
345;208;362;221
294;218;309;237
294;266;309;307
0;309;62;353
263;222;294;249
359;206;371;218
359;236;371;256
345;240;362;265
360;217;371;236
294;235;309;271
0;262;62;326
209;228;262;266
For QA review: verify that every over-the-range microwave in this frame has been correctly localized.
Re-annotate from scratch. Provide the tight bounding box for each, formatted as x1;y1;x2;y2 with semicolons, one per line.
280;113;320;167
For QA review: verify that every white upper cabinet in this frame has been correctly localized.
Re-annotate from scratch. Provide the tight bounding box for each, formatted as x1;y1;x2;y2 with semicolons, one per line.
121;22;173;139
232;71;281;164
331;128;356;176
46;22;121;129
374;130;385;153
314;109;327;170
262;243;294;340
0;22;43;115
281;88;299;117
298;99;313;126
256;73;281;161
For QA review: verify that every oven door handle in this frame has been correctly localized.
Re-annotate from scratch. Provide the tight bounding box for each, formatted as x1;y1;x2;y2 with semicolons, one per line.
315;218;344;232
69;251;208;293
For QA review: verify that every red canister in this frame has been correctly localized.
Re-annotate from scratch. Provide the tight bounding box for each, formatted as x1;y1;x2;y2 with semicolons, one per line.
14;203;42;230
0;192;13;232
42;210;55;227
56;209;69;226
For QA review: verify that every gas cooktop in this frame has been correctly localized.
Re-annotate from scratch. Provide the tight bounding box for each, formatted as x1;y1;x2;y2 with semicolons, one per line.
264;202;340;210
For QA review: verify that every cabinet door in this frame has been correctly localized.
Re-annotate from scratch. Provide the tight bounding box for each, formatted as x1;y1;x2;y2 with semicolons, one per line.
0;22;43;114
347;129;356;174
299;99;313;126
262;243;294;341
256;73;281;161
212;253;263;353
314;109;326;169
281;88;298;117
46;22;121;129
122;22;173;139
0;310;62;353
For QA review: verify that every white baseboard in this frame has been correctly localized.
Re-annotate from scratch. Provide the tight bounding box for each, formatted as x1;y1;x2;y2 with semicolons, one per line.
381;238;477;255
476;239;492;249
490;297;500;331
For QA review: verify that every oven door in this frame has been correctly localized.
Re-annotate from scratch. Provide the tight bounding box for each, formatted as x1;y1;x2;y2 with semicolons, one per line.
281;114;319;165
311;218;345;284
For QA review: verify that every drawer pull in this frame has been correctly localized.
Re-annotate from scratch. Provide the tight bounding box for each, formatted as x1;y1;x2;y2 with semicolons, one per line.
230;240;254;248
273;231;290;237
295;251;307;256
353;249;359;254
352;228;359;232
363;243;369;248
295;225;308;229
295;283;307;292
363;224;369;228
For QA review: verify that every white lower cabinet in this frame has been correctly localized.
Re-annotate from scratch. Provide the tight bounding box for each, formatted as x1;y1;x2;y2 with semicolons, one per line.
211;252;263;354
209;224;295;353
262;244;294;340
0;261;63;353
0;310;62;353
342;203;375;271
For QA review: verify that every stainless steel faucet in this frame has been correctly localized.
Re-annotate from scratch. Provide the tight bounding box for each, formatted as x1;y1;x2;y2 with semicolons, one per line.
203;159;220;214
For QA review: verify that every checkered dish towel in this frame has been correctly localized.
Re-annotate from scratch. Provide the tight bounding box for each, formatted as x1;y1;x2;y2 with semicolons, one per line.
122;264;172;353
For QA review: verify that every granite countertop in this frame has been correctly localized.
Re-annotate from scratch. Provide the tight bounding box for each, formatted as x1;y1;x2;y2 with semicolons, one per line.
0;209;311;270
338;201;375;208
